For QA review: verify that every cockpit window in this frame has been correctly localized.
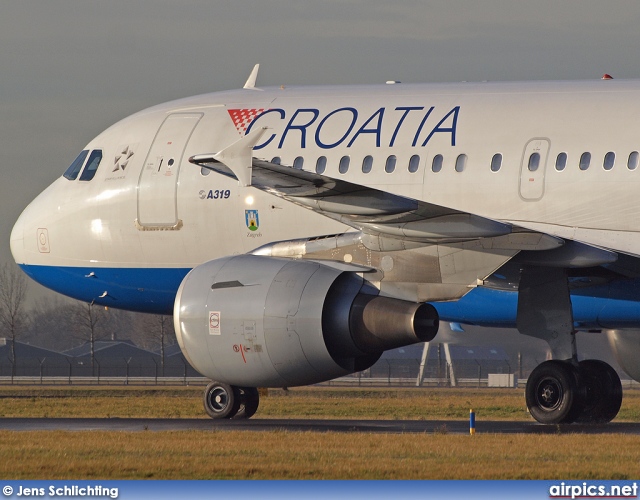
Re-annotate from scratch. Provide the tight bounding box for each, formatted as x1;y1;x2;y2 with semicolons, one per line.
63;150;89;180
79;150;103;181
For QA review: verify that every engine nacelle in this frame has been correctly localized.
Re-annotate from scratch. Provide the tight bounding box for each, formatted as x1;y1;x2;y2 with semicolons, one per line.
606;329;640;382
174;255;438;387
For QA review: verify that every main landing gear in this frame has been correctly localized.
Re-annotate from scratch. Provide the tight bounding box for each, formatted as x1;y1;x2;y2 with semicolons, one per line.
203;381;260;420
525;359;622;424
517;265;623;424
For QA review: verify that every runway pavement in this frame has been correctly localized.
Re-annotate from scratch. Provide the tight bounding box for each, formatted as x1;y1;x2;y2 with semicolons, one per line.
0;418;639;434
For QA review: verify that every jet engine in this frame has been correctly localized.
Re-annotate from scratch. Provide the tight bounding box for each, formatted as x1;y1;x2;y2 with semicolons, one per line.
174;254;439;387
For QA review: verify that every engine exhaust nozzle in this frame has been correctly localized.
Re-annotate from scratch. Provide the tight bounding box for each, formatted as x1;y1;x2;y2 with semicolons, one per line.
349;295;439;354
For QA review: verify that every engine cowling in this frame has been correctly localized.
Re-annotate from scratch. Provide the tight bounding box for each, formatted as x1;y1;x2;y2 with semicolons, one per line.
174;255;438;387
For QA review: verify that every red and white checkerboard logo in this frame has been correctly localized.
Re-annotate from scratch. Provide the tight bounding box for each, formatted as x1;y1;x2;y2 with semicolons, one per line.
228;108;266;135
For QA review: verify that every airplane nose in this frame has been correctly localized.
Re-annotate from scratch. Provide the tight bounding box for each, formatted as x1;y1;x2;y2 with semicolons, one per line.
10;211;25;265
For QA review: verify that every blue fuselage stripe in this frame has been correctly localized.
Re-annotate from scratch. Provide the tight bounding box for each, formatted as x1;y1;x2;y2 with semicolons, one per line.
432;286;640;329
20;264;640;328
20;264;190;315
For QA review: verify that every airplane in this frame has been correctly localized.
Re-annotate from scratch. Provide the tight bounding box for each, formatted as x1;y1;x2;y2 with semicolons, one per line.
10;65;640;424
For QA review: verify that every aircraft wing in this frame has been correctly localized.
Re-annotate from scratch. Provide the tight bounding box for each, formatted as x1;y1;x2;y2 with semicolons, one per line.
189;148;630;304
189;153;564;250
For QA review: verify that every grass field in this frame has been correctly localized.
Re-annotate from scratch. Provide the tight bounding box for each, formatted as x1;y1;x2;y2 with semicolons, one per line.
1;386;639;479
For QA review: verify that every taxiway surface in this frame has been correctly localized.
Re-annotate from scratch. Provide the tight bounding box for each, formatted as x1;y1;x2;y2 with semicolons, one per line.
0;418;638;434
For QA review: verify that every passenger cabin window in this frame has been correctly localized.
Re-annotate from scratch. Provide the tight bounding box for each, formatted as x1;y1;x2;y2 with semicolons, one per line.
79;150;103;181
628;151;639;170
316;156;327;174
490;153;502;172
408;155;420;173
293;156;304;170
432;154;443;173
603;152;615;171
339;156;350;174
528;152;540;172
271;157;281;165
200;167;211;176
579;152;591;171
362;155;373;173
385;155;396;173
455;154;467;173
63;150;89;180
555;152;567;171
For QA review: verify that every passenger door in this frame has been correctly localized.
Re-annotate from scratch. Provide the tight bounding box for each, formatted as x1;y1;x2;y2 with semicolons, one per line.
137;113;203;229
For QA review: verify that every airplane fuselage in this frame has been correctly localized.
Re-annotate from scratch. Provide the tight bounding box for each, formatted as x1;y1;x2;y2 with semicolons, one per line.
13;76;640;423
11;79;640;314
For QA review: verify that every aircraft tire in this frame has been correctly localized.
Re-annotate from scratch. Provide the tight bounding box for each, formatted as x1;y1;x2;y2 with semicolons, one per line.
526;360;586;424
233;387;260;419
575;359;622;424
203;381;241;419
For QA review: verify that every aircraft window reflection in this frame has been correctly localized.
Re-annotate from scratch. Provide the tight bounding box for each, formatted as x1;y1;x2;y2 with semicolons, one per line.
79;150;103;181
271;157;281;165
555;152;567;171
490;153;502;172
628;151;639;170
579;152;591;171
385;155;396;173
432;154;443;173
293;156;304;170
455;154;467;173
339;156;350;174
408;155;420;173
316;156;327;174
362;155;373;173
528;152;540;172
603;152;615;171
63;150;89;180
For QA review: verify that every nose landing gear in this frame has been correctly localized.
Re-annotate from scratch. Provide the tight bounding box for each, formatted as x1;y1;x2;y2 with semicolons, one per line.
203;381;261;420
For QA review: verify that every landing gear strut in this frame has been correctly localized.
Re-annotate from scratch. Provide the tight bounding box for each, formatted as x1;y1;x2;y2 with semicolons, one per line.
525;359;622;424
203;381;261;420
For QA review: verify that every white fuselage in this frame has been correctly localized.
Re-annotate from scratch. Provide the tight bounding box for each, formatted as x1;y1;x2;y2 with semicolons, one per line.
11;79;640;312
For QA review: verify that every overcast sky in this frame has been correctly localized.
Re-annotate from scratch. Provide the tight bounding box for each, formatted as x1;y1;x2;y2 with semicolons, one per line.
2;0;640;294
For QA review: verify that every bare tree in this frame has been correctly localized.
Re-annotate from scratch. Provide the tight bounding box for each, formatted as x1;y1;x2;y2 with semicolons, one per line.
0;263;28;376
100;307;137;343
71;302;108;375
25;297;79;352
137;314;176;375
155;315;173;376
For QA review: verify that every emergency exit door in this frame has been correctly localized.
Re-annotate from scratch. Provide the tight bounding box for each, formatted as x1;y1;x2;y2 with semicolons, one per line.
519;138;549;201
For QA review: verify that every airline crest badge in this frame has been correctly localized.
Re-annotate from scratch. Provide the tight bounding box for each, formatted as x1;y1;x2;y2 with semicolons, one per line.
245;210;259;231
